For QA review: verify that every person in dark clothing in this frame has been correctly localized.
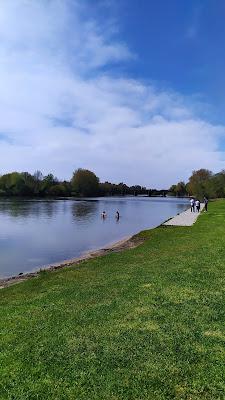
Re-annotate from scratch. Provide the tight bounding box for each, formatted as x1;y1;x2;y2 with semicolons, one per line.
204;196;208;211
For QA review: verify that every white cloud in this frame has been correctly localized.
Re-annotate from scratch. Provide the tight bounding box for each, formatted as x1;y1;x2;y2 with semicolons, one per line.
0;0;224;188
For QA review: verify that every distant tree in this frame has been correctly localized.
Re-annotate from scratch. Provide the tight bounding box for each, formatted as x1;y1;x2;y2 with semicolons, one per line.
62;181;72;196
168;184;177;196
188;169;213;199
210;171;225;198
40;174;58;195
33;170;43;195
118;182;129;196
99;182;114;196
33;170;43;182
20;172;37;195
175;181;187;197
0;172;27;196
169;182;187;197
71;169;99;197
48;184;68;197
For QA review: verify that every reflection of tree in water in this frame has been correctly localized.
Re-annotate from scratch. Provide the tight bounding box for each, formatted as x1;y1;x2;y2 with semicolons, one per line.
40;201;57;219
0;199;58;219
71;201;97;221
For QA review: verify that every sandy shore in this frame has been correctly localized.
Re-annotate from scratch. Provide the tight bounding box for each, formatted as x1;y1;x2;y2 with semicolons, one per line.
0;234;144;289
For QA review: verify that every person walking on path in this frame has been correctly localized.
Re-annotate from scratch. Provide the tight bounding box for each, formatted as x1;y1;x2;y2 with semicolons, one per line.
190;198;195;212
204;196;208;212
195;199;200;213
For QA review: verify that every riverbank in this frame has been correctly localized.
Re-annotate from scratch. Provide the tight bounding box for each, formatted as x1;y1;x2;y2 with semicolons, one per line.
0;196;189;278
0;202;190;287
0;234;144;289
1;200;225;399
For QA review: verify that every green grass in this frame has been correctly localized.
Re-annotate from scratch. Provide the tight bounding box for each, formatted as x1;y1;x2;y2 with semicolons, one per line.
1;201;225;399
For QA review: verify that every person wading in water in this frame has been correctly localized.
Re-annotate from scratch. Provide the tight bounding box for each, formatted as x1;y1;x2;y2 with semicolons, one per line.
101;211;107;219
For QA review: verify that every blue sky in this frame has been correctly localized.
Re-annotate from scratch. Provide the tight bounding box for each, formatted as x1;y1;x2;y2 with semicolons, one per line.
96;0;225;123
0;0;224;187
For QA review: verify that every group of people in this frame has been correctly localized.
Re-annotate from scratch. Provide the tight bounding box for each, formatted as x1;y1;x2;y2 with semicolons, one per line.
101;211;120;220
190;196;208;212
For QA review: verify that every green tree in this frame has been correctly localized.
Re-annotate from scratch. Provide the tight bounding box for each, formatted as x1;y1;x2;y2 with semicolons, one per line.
99;182;114;196
168;185;177;196
71;169;99;197
0;172;33;196
175;181;187;197
48;184;68;197
168;182;187;197
188;169;213;199
210;171;225;198
118;182;129;196
40;174;58;195
33;170;43;195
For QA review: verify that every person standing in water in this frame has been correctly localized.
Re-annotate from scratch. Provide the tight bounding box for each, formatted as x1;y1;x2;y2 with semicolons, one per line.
115;211;120;220
101;211;107;219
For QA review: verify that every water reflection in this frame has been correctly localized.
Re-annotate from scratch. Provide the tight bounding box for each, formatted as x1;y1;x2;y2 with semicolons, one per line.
72;201;98;220
0;197;189;278
0;199;58;219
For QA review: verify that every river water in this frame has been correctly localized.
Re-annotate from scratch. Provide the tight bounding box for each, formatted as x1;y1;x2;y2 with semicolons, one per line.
0;197;189;278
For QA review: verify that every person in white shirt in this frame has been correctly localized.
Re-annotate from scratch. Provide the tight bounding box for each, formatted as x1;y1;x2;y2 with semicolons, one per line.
190;198;195;212
195;200;200;213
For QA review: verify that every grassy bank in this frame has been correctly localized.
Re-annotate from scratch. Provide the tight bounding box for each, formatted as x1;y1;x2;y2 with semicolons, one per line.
1;200;225;399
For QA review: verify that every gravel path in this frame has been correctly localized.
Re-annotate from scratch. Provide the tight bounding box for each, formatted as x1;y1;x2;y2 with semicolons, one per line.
163;204;204;226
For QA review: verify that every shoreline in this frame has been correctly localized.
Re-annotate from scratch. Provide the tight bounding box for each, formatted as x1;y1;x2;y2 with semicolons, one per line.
0;205;192;290
0;234;145;289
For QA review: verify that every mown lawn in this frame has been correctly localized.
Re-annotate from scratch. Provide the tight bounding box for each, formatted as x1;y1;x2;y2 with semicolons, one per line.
1;200;225;399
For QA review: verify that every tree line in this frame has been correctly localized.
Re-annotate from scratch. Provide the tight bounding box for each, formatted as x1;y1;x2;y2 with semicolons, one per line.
0;169;153;197
169;169;225;199
1;167;222;199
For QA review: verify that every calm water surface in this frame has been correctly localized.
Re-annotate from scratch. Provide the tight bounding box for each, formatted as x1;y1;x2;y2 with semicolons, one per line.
0;197;189;278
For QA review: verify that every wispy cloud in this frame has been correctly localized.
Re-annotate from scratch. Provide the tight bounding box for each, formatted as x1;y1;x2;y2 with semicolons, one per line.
186;5;202;39
0;0;224;187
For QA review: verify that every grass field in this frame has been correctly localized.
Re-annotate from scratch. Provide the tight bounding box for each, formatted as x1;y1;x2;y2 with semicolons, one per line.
1;200;225;399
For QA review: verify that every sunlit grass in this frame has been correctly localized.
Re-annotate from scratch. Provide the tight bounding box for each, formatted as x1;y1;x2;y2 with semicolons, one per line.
1;200;225;399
